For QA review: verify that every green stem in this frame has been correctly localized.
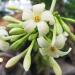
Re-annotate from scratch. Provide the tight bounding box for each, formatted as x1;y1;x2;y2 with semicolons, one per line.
51;24;56;46
61;17;75;23
50;0;57;13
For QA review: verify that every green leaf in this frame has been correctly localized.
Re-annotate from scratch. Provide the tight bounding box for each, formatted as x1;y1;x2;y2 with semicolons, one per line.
9;28;25;35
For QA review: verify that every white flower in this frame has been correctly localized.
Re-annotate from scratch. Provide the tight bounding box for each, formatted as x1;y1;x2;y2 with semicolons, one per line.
0;27;9;51
37;33;71;58
0;40;9;51
0;26;8;39
22;3;55;36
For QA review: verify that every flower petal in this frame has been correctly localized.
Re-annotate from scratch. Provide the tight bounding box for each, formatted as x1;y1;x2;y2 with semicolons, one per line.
33;3;45;15
41;11;55;25
0;27;8;37
23;20;36;33
54;33;67;49
56;47;72;57
37;21;49;36
0;40;9;51
49;47;72;58
22;9;32;20
37;36;49;48
39;48;48;56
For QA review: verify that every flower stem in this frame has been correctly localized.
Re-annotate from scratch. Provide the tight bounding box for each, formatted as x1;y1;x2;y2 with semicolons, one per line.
50;0;57;13
51;24;56;46
61;17;75;23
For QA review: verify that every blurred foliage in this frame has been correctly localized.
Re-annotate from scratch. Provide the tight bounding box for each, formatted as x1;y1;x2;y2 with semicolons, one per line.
64;0;75;19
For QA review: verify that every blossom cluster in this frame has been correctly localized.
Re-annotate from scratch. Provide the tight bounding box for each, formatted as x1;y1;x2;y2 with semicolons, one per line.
0;1;75;75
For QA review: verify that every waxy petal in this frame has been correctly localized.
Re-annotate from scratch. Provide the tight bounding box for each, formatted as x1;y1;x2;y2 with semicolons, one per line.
37;37;49;48
23;20;36;33
22;9;32;20
33;3;45;15
54;33;67;49
37;21;49;36
0;40;9;51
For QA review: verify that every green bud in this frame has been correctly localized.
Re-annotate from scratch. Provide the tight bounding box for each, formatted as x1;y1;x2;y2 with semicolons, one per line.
9;28;25;35
49;57;62;75
10;34;30;51
28;33;37;41
23;40;35;71
55;17;63;35
7;23;23;29
5;33;25;42
6;49;27;68
3;16;21;23
59;17;75;41
23;52;31;71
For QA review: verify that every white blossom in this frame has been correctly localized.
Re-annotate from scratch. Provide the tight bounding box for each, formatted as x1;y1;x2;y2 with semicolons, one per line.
37;33;71;58
22;3;55;36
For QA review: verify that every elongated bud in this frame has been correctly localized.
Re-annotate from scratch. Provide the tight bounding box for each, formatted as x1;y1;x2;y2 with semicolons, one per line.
7;23;23;29
10;34;30;51
3;16;21;23
9;28;25;35
6;49;27;68
5;33;25;42
49;57;62;75
55;17;63;35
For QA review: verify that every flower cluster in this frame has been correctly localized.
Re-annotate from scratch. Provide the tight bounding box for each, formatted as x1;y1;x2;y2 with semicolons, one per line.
0;0;75;75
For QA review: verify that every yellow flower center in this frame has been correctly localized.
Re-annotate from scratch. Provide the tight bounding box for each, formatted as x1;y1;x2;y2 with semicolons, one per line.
34;16;41;22
49;46;57;52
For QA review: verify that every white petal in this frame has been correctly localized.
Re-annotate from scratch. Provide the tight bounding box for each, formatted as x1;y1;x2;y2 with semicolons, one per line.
0;40;9;51
41;11;51;21
23;20;36;33
33;3;45;14
39;48;48;56
0;27;8;39
37;21;49;36
49;47;72;58
56;47;72;57
22;9;32;20
54;33;67;49
41;11;55;25
37;37;49;48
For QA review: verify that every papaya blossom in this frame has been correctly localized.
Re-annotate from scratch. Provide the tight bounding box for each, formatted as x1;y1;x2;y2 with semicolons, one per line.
22;3;55;36
0;27;9;51
37;32;71;58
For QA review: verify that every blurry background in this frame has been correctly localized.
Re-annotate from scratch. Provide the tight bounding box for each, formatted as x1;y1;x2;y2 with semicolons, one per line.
0;0;75;75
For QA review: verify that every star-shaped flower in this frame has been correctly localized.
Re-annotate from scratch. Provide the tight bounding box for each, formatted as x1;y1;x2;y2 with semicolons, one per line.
22;3;55;36
37;33;71;58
